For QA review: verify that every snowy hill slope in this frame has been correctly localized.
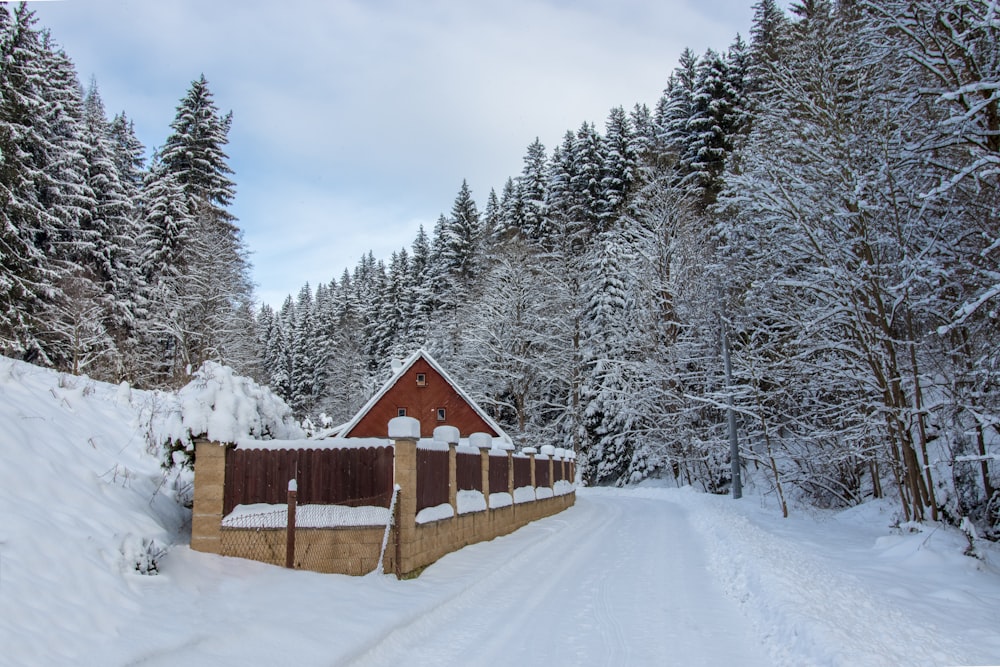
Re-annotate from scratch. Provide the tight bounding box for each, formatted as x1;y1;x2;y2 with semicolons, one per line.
0;356;189;662
2;356;999;666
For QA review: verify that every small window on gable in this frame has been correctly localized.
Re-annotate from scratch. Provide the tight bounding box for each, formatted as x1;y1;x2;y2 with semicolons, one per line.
416;373;427;387
397;407;407;417
436;408;446;421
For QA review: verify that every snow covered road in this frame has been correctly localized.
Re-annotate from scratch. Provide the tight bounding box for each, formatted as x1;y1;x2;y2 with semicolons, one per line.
339;493;770;667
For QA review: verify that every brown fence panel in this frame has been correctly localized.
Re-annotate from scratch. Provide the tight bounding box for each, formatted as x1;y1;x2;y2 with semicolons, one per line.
416;448;450;511
552;459;565;483
456;452;482;491
535;458;551;488
489;453;509;494
224;446;394;515
513;454;532;489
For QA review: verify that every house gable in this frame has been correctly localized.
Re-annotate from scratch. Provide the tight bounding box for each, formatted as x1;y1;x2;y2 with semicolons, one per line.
340;352;506;441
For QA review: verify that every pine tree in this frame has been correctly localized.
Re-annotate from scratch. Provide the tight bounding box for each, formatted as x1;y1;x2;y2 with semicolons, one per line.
290;283;316;415
518;138;549;241
656;47;700;161
108;111;146;197
440;179;482;292
135;161;195;383
601;106;640;224
678;44;747;207
482;188;500;251
159;74;235;217
147;74;255;383
0;4;92;365
569;121;606;237
406;225;433;347
0;4;53;360
80;81;142;379
494;177;522;245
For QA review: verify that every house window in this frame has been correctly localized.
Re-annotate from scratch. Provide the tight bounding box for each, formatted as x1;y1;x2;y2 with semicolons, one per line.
397;408;407;417
416;373;427;387
436;408;446;421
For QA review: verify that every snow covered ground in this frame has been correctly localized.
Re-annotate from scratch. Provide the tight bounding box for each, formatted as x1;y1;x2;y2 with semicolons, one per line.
1;356;999;666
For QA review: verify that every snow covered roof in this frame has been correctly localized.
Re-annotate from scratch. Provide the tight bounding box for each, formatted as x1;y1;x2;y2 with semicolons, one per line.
339;349;513;444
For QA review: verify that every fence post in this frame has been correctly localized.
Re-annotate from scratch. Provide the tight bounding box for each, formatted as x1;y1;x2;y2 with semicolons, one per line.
471;433;492;503
507;451;514;497
523;447;537;489
541;445;556;491
389;417;420;576
191;438;227;555
448;442;458;513
286;478;297;569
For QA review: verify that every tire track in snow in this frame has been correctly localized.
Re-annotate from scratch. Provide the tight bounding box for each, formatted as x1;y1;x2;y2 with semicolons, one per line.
336;492;770;667
336;497;629;667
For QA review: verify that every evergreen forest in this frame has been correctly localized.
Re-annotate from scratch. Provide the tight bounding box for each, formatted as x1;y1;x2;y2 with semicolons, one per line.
2;1;998;537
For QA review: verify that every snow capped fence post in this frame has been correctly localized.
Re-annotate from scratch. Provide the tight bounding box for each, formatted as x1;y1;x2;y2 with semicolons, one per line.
471;433;492;500
541;445;555;491
390;417;421;576
286;478;297;568
523;447;537;489
434;426;460;515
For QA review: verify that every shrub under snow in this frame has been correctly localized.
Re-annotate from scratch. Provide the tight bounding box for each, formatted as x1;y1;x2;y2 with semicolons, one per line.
157;362;305;469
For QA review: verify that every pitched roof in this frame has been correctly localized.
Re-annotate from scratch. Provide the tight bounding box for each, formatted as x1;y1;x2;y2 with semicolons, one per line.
338;349;512;444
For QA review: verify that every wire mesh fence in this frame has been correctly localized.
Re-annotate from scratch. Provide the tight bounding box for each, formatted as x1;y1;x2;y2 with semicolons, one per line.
220;500;397;575
220;507;287;567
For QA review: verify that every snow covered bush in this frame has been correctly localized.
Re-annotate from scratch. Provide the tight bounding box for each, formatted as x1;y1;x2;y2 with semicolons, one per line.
119;534;167;575
156;362;305;470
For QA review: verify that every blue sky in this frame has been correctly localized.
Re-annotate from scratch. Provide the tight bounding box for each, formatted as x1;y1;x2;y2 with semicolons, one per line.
31;0;768;308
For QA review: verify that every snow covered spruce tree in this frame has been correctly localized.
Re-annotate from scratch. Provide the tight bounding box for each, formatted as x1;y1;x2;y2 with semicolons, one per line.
423;180;486;361
0;4;119;374
138;75;255;386
0;4;60;363
79;82;144;380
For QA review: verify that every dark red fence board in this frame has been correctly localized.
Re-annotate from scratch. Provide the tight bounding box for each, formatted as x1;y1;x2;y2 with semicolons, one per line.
513;455;532;489
552;459;566;483
535;458;551;488
456;452;482;491
489;454;509;494
416;448;450;511
223;446;394;515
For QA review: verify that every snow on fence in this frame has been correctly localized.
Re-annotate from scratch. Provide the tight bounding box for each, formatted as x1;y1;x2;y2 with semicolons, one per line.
191;419;576;577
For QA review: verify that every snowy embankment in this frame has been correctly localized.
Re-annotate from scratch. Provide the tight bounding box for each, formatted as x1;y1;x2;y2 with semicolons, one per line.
1;356;999;666
0;357;189;663
625;485;1000;666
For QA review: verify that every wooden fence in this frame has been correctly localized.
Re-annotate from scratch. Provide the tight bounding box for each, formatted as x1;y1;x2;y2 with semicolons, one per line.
193;428;577;577
513;454;532;488
489;451;509;493
456;451;482;491
223;446;394;515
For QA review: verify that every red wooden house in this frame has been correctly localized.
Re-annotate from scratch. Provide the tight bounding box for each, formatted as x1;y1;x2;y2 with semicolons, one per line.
338;350;512;444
